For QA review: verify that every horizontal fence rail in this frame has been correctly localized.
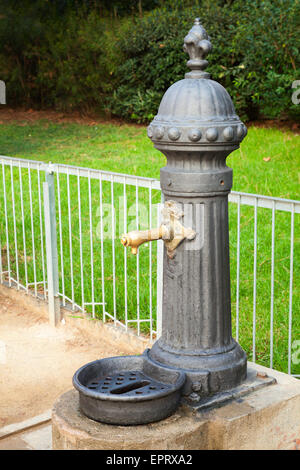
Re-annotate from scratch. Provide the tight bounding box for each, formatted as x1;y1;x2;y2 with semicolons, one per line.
0;155;299;377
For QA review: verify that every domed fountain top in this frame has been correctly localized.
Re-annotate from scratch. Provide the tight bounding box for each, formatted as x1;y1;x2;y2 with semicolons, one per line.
147;18;247;151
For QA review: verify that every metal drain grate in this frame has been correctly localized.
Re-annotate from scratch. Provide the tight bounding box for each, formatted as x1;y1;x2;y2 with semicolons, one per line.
86;371;171;397
73;351;186;424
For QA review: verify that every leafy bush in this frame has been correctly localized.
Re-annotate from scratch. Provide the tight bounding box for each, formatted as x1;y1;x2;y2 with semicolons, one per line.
0;0;299;121
0;1;114;111
107;0;300;122
36;11;113;111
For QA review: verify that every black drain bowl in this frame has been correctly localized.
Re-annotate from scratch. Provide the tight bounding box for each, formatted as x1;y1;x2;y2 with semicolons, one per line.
73;350;185;425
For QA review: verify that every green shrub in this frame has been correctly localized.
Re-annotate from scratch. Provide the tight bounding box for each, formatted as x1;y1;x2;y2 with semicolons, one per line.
36;11;113;111
0;1;114;111
0;0;299;121
0;1;47;106
107;0;300;122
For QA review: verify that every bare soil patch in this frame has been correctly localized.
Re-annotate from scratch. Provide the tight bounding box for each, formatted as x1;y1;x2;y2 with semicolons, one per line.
0;285;148;427
247;119;299;134
0;107;140;127
0;108;298;133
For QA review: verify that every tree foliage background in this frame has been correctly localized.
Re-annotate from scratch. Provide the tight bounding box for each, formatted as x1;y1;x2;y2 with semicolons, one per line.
0;0;299;122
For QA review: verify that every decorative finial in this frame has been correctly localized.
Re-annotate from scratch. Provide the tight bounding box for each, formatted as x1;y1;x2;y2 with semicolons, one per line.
183;18;212;79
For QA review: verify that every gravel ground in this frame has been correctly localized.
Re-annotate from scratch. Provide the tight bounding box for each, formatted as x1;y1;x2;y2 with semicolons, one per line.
0;284;148;428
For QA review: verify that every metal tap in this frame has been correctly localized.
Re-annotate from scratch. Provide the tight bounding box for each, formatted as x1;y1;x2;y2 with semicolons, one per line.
121;200;196;258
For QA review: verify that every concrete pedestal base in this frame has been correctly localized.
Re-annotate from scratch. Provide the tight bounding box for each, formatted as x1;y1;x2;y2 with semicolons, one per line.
52;363;300;450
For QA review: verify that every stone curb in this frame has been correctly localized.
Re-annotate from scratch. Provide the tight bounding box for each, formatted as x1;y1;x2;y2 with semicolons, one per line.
0;410;52;440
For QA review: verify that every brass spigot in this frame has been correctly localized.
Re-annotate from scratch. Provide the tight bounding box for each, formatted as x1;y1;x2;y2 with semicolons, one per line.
121;226;165;255
121;200;196;258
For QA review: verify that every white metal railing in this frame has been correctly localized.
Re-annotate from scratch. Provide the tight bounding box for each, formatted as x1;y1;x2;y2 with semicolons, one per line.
0;155;299;377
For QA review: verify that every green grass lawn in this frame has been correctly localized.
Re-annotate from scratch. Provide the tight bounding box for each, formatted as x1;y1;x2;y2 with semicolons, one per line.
0;121;299;198
0;120;299;375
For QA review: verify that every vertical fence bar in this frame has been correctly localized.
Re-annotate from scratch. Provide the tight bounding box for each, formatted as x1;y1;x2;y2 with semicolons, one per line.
67;169;75;310
0;164;3;283
252;197;258;362
149;182;153;340
99;174;106;321
19;163;28;292
111;175;116;325
236;195;241;342
28;165;37;296
136;179;140;336
2;161;11;286
10;162;19;288
43;166;61;326
270;201;275;369
288;204;295;375
0;211;2;283
123;177;128;331
56;172;65;306
77;171;84;313
88;171;95;318
0;225;2;284
37;169;46;298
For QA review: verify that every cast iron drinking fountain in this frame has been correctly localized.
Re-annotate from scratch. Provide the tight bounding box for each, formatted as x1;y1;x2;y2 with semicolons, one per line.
73;18;275;426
